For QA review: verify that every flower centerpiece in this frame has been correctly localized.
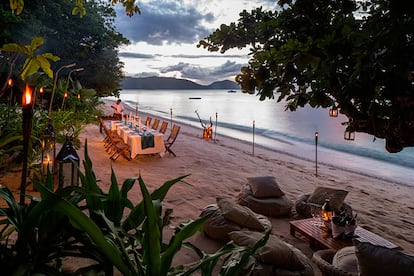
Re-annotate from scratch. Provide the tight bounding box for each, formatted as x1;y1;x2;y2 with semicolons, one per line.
331;209;357;239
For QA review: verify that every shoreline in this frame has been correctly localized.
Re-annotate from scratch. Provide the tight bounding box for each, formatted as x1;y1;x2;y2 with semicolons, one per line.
105;98;413;189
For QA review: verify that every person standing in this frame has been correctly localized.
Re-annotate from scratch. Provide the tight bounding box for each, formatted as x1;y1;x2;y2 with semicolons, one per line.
111;99;124;120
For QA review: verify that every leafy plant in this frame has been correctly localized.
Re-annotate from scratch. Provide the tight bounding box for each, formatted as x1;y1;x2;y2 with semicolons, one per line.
0;140;264;275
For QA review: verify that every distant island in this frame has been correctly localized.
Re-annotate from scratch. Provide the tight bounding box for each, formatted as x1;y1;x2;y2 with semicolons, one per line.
121;76;240;90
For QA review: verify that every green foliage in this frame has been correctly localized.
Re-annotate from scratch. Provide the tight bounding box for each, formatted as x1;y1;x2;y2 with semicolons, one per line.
199;0;414;153
1;0;129;97
0;141;264;275
1;36;60;80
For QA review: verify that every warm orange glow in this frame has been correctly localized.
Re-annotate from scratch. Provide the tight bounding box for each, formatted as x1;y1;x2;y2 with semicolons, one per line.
77;93;81;99
329;107;338;117
40;87;44;93
22;84;32;106
7;78;13;87
64;92;68;98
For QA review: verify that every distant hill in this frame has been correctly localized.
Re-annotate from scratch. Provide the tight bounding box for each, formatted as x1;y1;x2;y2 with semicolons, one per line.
121;76;240;90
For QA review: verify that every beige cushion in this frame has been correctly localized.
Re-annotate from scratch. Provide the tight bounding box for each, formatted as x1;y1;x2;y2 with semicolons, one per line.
229;230;305;270
307;187;348;211
236;186;292;217
217;197;265;231
332;246;358;274
247;176;285;198
355;241;414;275
200;204;240;242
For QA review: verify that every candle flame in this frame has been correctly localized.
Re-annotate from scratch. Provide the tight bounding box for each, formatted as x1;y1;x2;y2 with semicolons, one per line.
23;84;32;106
8;78;13;87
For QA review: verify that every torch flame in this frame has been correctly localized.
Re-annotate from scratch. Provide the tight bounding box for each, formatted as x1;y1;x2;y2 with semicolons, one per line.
23;84;32;106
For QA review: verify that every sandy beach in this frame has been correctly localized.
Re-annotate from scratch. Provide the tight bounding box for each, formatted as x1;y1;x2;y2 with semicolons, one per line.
1;98;413;274
80;99;414;272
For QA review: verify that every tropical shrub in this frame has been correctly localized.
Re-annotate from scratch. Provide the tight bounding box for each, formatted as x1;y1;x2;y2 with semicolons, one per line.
0;141;267;275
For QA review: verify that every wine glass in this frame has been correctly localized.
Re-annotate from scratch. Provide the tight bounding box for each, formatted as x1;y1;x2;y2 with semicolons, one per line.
310;203;322;226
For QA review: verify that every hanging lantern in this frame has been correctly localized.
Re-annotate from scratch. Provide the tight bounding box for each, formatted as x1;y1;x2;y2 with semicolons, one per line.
329;106;338;117
56;127;80;189
41;121;56;177
344;126;355;141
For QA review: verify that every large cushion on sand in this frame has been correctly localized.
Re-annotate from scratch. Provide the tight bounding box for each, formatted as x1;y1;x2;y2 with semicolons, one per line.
246;176;285;198
200;203;272;243
307;187;348;211
200;204;241;243
217;197;265;231
236;186;292;217
295;194;353;218
227;230;314;275
354;240;414;275
332;246;358;274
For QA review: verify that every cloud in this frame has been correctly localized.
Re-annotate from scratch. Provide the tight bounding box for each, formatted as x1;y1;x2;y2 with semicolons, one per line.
118;52;155;59
115;1;214;45
159;60;245;83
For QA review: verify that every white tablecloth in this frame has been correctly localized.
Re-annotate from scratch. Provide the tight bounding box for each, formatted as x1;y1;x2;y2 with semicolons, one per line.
111;121;165;158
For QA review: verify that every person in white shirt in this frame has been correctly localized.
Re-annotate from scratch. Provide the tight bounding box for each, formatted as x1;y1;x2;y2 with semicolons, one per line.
111;99;124;119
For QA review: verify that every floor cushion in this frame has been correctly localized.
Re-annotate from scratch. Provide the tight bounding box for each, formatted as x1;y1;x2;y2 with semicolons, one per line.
217;197;265;231
332;246;358;274
226;230;314;276
355;240;414;275
200;202;272;243
200;204;241;243
307;187;348;211
295;193;352;218
236;185;292;217
246;176;285;198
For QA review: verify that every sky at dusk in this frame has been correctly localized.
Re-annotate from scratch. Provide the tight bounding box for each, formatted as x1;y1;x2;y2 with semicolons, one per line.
114;0;277;85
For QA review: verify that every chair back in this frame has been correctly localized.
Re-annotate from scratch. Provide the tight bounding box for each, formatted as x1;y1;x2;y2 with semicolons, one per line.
152;118;160;130
166;124;180;143
145;116;152;127
159;121;168;134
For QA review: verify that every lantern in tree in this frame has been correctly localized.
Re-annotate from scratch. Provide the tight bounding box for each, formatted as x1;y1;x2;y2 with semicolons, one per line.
329;106;338;117
56;126;80;188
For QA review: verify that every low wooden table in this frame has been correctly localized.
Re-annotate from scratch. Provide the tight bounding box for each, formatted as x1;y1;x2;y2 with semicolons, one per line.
290;218;399;251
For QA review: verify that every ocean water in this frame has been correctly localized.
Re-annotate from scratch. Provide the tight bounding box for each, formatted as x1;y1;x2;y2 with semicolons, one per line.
104;89;414;186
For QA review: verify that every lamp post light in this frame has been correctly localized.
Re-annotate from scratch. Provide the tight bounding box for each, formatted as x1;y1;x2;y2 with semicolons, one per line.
20;83;34;205
315;131;318;177
48;63;76;116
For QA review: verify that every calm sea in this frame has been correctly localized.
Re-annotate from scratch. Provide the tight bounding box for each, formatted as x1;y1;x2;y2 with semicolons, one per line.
104;89;414;186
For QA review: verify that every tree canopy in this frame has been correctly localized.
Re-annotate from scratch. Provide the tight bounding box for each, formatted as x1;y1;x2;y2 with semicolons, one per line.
1;0;129;96
198;0;414;153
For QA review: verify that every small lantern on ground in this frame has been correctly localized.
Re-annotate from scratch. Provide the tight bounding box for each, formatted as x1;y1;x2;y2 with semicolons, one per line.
41;121;56;177
56;126;80;189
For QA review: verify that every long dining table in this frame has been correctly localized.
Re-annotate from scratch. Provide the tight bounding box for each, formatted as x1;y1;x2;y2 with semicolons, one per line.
111;120;165;158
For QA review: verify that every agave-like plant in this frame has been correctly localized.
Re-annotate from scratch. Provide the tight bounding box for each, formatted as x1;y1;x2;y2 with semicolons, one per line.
0;140;265;275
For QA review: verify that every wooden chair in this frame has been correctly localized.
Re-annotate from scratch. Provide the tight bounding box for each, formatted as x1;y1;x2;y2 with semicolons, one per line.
145;116;152;127
164;124;180;157
100;119;131;161
151;118;160;130
159;121;168;134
